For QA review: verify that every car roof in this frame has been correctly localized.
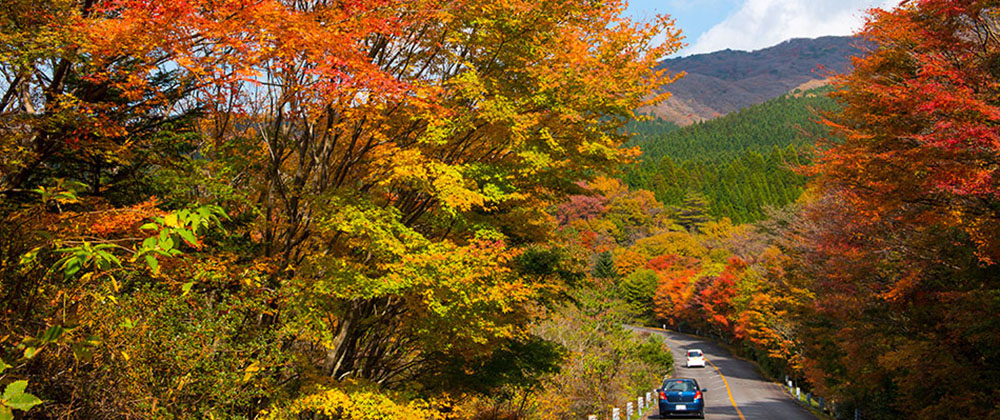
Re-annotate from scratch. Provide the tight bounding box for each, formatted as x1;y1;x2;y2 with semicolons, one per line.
687;349;703;353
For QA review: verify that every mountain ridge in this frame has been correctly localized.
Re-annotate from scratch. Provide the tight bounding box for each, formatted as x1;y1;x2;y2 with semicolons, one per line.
643;36;861;125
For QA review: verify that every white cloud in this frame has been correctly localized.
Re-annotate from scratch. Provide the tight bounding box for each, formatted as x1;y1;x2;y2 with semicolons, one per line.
684;0;900;56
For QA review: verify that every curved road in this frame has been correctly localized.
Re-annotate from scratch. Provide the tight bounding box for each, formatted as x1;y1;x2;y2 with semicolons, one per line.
633;327;816;420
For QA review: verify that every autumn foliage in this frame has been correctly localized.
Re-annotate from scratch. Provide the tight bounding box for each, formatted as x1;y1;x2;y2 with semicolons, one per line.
8;0;1000;419
552;4;1000;416
0;0;683;418
795;0;1000;417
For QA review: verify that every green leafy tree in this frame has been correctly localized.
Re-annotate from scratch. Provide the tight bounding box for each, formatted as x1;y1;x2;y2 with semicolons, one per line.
618;268;659;318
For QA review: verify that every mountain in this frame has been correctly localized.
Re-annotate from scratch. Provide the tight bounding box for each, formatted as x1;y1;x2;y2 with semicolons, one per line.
643;36;861;125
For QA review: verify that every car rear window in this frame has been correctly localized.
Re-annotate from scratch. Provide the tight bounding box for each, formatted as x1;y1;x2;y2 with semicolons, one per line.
663;380;697;392
687;351;702;357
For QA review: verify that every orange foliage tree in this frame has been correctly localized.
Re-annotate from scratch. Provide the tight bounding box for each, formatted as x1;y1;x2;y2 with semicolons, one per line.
1;0;685;417
799;0;1000;417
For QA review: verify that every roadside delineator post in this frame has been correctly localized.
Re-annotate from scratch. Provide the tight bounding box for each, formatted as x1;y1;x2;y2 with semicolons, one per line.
626;402;633;419
587;416;597;420
612;406;620;420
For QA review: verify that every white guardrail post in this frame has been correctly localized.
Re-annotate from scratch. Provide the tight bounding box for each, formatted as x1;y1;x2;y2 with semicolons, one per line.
586;389;659;419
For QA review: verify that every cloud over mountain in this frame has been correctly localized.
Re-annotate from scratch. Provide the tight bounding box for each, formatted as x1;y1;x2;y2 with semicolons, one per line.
685;0;898;55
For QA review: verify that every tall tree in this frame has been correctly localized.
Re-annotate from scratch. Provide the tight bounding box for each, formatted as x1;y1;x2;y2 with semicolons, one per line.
801;1;1000;418
593;251;618;280
0;0;685;417
675;191;711;233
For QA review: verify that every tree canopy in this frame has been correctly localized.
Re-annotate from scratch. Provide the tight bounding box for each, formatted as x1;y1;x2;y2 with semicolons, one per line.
0;1;682;418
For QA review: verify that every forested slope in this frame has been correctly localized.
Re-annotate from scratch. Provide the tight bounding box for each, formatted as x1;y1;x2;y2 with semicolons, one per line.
624;88;839;223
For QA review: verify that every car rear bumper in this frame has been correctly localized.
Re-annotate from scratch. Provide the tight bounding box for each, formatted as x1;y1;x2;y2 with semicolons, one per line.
658;401;704;416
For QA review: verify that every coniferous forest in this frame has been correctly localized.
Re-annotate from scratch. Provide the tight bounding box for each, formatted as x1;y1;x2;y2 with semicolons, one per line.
624;88;838;223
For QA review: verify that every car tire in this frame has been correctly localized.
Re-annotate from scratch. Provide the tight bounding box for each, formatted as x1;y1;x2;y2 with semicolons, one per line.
698;410;705;419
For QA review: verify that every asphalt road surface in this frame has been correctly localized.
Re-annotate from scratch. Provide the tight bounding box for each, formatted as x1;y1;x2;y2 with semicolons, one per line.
633;327;816;420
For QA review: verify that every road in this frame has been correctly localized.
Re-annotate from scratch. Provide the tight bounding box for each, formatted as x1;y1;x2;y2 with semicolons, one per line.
632;327;816;420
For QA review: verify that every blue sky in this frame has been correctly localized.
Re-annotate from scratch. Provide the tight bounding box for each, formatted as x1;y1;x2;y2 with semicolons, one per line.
625;0;900;56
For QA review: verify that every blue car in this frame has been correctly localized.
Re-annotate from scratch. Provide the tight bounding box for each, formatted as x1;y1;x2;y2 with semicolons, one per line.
657;378;706;418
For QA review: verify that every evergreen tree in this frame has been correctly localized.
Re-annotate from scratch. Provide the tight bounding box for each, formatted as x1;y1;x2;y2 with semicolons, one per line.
592;251;618;279
618;268;659;318
675;191;711;233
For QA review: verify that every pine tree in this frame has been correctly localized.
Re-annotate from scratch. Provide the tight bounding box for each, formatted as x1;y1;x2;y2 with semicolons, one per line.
675;191;711;233
592;251;618;279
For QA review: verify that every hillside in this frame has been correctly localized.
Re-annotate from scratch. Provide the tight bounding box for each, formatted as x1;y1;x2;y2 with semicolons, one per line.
625;87;839;223
643;36;860;125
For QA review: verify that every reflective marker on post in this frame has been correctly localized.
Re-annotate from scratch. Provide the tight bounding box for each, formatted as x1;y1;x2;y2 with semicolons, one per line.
612;407;620;420
626;402;633;419
587;415;597;420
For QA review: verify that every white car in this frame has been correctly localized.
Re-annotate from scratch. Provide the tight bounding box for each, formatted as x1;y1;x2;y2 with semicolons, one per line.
686;349;706;368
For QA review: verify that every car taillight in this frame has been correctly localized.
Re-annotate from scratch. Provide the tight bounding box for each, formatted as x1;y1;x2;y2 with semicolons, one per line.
659;391;667;399
694;390;702;401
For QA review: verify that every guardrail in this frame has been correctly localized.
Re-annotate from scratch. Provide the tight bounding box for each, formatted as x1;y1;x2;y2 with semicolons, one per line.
784;376;866;419
586;389;657;420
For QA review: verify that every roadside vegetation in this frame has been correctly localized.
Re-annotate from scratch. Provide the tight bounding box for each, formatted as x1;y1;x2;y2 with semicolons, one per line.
0;0;678;418
2;1;999;419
